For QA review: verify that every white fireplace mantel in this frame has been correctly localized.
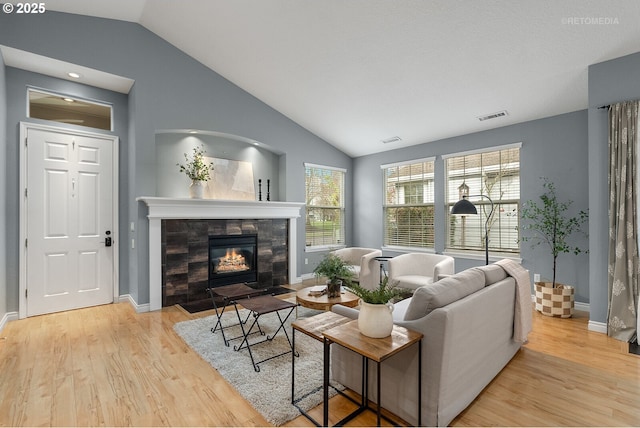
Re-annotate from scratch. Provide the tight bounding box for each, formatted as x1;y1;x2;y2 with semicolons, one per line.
137;197;305;311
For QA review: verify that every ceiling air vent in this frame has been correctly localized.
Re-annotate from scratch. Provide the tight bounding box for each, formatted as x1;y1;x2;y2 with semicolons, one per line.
477;110;508;122
381;136;402;144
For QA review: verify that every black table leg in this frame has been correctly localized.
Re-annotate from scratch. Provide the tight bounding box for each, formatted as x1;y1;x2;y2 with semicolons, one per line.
323;337;330;427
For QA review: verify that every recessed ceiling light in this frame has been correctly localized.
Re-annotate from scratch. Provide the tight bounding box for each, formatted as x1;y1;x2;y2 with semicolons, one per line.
62;98;74;102
67;72;81;79
381;136;402;144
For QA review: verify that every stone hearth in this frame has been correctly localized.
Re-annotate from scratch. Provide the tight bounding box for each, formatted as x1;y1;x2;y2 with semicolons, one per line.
162;218;288;307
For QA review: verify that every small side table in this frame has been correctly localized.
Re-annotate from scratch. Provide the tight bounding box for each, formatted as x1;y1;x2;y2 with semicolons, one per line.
207;283;266;346
291;312;354;426
373;256;394;282
233;294;297;372
322;320;423;427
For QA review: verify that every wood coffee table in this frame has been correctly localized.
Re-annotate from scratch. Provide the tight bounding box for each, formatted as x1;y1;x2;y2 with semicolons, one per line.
296;287;360;311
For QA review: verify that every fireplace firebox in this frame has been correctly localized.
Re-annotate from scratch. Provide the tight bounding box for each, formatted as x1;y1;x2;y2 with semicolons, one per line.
209;234;258;287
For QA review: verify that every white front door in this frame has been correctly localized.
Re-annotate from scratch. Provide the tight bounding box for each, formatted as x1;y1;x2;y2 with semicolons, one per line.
24;126;116;317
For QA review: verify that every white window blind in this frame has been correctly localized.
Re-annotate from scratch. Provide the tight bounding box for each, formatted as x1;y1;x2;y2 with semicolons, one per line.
305;164;345;248
383;159;435;248
446;147;520;253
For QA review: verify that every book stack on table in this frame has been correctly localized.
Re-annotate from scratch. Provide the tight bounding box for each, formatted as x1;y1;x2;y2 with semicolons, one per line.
307;285;327;297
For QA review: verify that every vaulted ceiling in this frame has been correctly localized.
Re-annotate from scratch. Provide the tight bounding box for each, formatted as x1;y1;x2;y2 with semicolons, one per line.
38;0;640;157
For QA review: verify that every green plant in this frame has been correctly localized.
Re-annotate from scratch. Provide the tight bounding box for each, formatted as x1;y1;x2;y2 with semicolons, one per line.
313;253;353;286
347;275;403;304
177;145;214;181
519;177;588;287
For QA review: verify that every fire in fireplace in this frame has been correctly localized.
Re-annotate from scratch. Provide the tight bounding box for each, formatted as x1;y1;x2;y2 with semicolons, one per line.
215;248;251;273
209;234;258;287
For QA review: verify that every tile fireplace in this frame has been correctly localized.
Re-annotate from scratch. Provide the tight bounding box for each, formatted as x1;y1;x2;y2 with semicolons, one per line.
138;197;305;311
162;219;287;307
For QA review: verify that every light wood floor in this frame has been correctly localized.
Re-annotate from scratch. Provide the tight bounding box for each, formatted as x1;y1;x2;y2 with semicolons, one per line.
0;288;638;427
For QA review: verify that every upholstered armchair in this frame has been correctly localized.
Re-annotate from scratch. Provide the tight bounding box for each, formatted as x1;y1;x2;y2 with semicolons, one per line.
330;247;382;290
388;253;455;290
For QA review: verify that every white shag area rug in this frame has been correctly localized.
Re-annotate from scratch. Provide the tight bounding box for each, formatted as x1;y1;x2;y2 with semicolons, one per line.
173;304;344;426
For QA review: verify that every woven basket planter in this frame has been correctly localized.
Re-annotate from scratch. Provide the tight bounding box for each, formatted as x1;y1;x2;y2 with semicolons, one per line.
534;282;574;318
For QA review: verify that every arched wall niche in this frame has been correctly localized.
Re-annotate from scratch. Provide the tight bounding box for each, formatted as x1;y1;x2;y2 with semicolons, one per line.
155;129;282;201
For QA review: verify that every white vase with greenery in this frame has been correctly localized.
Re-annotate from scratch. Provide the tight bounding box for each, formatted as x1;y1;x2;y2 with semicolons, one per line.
347;276;402;338
177;145;214;199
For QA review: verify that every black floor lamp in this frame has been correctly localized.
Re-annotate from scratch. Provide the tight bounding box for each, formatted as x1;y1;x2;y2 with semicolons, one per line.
451;195;494;265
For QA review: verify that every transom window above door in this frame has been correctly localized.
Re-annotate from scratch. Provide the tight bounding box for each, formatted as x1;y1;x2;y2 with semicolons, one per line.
28;88;113;131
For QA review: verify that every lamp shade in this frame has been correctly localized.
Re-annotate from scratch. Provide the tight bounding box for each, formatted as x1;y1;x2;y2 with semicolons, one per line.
451;198;478;215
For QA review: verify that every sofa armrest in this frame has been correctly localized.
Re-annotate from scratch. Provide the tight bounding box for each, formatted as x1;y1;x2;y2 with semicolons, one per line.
331;304;359;319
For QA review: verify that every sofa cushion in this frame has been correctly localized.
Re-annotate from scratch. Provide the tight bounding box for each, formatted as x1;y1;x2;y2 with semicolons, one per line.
394;274;434;289
347;265;361;279
474;264;507;286
403;268;486;321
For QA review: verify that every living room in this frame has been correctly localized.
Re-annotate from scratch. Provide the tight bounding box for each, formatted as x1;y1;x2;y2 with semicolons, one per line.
0;2;639;426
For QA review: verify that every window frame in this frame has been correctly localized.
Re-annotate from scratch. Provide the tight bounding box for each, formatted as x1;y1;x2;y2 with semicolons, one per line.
381;157;436;251
304;163;346;251
444;143;521;258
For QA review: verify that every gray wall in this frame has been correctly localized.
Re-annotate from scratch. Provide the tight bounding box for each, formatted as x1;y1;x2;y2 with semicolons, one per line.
0;51;7;321
588;51;640;324
0;10;352;310
352;111;591;303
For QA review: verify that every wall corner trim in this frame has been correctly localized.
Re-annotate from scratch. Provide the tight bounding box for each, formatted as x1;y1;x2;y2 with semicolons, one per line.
119;295;150;313
0;312;19;333
587;320;608;334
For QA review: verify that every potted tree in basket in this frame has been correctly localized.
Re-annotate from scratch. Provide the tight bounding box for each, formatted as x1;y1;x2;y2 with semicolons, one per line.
313;253;354;298
177;145;214;199
347;275;403;338
519;177;588;318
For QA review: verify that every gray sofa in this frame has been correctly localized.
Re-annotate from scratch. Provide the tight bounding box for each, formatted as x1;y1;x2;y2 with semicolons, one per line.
331;263;530;427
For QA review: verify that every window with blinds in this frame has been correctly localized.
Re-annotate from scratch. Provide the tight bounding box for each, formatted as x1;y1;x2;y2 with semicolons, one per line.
305;164;346;248
445;146;520;254
383;159;435;249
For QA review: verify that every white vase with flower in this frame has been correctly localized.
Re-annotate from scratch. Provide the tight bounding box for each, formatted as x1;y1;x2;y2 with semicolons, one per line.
177;145;214;199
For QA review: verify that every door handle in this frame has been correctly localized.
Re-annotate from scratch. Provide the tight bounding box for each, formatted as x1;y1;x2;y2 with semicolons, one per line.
105;230;112;247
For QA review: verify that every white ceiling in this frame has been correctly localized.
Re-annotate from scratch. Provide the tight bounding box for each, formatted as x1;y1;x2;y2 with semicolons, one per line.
31;0;640;157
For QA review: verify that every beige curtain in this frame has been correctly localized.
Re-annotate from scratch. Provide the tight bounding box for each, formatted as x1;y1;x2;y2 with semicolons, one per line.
608;101;639;342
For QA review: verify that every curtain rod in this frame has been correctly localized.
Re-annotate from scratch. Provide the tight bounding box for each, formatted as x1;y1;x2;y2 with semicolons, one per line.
597;98;640;110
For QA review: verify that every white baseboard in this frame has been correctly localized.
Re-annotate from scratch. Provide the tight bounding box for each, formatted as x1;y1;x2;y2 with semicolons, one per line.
119;294;150;313
300;273;315;281
588;320;608;334
574;301;590;312
0;311;19;333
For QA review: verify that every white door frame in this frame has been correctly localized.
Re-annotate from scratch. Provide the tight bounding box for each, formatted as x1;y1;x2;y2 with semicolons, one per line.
18;122;119;319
